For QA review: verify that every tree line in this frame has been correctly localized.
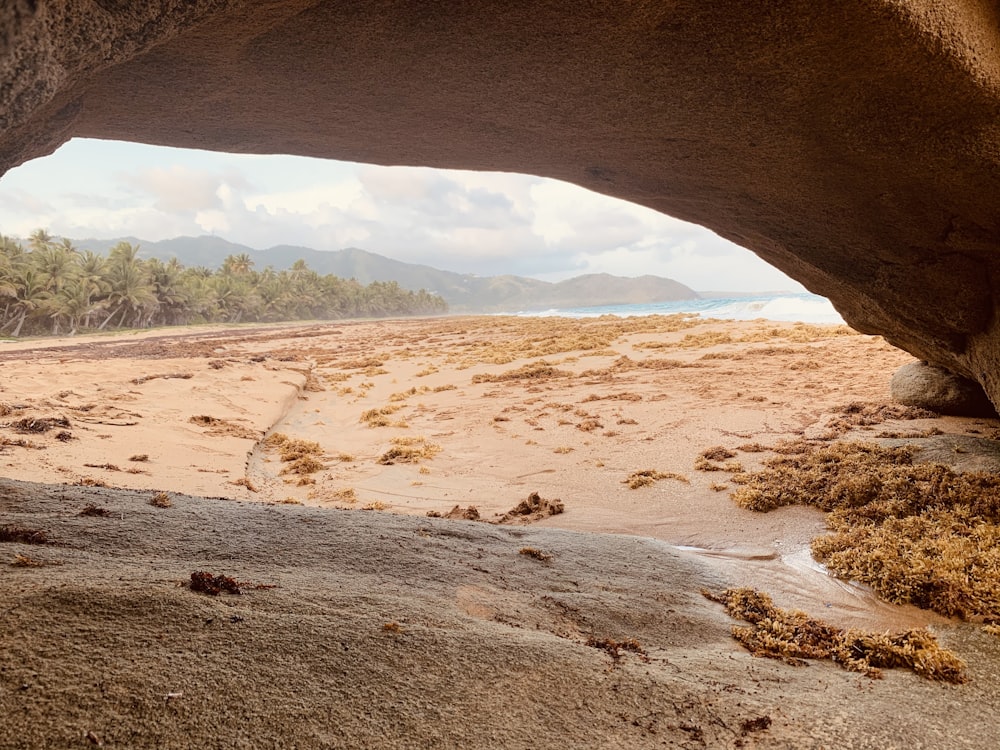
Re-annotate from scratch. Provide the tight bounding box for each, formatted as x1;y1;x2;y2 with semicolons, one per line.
0;230;448;336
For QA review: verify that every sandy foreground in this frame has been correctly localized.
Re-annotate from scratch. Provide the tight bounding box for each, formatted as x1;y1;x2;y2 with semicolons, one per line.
2;315;1000;748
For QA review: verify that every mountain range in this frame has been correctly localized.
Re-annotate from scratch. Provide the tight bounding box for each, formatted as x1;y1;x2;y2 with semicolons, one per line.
72;235;699;313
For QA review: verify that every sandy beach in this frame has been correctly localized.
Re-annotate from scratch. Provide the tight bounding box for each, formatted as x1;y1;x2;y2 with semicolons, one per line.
3;314;1000;748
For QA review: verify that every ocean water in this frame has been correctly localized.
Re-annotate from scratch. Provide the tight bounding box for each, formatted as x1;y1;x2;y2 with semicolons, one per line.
509;292;844;325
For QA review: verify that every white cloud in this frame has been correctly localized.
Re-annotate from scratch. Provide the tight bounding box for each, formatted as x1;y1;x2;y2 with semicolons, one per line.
124;165;223;213
0;139;807;292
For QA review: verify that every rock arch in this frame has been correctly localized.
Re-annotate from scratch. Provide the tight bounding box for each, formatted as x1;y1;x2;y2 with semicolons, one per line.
4;1;1000;403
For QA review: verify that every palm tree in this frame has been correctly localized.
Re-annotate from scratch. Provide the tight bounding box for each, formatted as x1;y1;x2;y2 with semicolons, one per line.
27;228;53;253
221;253;254;277
209;273;260;323
100;242;158;329
74;251;110;329
33;238;79;299
46;280;100;335
148;257;192;326
0;236;22;319
2;267;49;337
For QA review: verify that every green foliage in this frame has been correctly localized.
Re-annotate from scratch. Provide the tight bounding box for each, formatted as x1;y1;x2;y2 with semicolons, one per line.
0;232;447;336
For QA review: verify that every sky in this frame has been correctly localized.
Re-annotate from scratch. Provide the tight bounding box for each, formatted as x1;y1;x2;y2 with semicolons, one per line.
0;138;805;292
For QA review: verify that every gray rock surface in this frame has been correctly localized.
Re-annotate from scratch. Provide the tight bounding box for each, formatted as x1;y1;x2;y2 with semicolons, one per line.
3;478;1000;748
891;361;998;417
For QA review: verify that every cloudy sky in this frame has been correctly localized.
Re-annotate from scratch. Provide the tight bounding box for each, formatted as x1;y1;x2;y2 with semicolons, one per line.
0;138;804;292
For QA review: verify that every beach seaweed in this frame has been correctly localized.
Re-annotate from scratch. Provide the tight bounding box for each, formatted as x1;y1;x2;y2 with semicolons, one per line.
704;587;966;683
733;441;1000;622
149;492;172;508
0;525;51;544
623;469;689;489
377;436;441;465
472;361;571;384
189;571;242;596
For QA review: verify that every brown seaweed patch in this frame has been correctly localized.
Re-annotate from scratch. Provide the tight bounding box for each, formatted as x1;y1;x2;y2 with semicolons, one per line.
337;357;385;370
704;588;966;683
472;361;571;384
0;435;45;450
149;492;173;508
819;402;937;437
281;456;325;475
733;441;1000;621
9;416;70;434
695;445;743;473
623;470;690;489
189;415;258;440
495;492;564;524
377;436;441;465
10;553;60;567
427;505;481;521
131;372;193;385
700;446;737;461
359;404;402;427
0;525;51;544
276;438;323;462
266;434;327;475
189;571;242;596
519;547;553;562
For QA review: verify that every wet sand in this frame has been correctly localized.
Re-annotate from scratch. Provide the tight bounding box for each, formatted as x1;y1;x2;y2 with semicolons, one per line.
3;315;1000;748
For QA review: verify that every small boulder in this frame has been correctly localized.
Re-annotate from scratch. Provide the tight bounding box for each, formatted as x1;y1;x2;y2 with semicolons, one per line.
890;361;997;417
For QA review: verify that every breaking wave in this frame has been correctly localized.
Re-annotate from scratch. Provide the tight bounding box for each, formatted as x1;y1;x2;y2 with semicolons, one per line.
510;293;844;325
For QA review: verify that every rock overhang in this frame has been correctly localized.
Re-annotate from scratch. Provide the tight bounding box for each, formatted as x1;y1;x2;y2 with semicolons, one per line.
3;0;1000;404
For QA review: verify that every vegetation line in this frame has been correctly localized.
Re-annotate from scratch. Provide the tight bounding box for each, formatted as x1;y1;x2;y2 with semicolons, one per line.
0;230;447;337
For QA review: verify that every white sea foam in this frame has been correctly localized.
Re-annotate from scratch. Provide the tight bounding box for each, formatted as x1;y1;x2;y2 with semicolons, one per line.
508;293;845;325
702;295;844;324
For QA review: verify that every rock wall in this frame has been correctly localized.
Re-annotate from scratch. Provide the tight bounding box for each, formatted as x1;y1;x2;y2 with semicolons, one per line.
3;1;1000;404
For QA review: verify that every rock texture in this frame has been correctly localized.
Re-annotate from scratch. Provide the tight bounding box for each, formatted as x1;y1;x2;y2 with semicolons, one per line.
4;2;1000;402
4;479;1000;748
891;360;998;416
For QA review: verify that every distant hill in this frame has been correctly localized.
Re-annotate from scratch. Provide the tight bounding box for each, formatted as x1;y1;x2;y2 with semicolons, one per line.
73;236;699;313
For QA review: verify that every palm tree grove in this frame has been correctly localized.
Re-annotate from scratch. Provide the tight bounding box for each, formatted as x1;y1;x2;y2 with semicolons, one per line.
0;231;448;336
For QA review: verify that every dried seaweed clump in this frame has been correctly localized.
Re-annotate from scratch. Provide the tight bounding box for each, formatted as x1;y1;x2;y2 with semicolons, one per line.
377;436;441;465
189;415;258;440
623;469;689;489
9;416;70;434
519;546;553;562
472;361;571;384
820;401;936;437
495;492;564;524
704;588;966;683
360;404;402;427
10;553;59;568
695;445;744;473
733;441;1000;621
427;505;480;521
0;525;51;544
189;571;242;596
267;435;327;476
149;492;173;508
281;456;324;476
